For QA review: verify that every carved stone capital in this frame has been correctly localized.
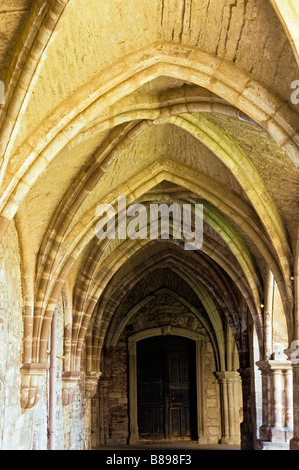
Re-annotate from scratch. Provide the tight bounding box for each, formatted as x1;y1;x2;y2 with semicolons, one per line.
85;371;102;399
21;363;48;410
256;357;292;373
62;371;82;406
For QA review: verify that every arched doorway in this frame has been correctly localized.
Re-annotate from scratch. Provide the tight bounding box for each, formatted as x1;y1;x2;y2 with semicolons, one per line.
137;335;198;441
128;327;206;444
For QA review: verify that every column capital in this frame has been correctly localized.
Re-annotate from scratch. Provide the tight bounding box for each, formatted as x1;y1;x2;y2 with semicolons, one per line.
85;371;102;399
256;358;292;372
20;363;48;409
256;360;271;373
62;371;82;406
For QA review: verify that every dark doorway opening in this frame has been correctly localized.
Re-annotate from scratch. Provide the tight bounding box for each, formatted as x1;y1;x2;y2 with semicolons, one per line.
137;335;198;441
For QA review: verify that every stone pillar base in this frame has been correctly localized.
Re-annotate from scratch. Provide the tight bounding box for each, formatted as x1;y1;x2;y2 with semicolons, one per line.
220;436;240;446
257;440;290;450
257;427;293;450
259;425;293;443
197;436;208;445
240;420;254;450
259;425;271;441
290;437;299;450
129;437;139;445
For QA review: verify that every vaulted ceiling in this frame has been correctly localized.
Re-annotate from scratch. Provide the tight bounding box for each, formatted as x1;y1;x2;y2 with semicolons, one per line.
0;0;298;387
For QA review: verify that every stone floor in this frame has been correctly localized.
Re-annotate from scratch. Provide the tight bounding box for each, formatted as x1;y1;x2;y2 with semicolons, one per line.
96;441;240;451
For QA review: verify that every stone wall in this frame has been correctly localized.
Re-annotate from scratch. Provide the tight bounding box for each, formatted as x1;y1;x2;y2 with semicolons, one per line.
52;297;90;451
0;224;90;450
0;223;46;449
96;293;223;446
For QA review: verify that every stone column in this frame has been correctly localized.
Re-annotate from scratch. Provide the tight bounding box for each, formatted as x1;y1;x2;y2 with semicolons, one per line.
216;371;241;445
85;371;102;399
85;370;102;448
285;346;299;450
285;369;293;430
84;399;92;450
238;366;254;450
196;338;207;444
99;377;110;445
256;354;293;450
290;364;299;450
128;340;138;445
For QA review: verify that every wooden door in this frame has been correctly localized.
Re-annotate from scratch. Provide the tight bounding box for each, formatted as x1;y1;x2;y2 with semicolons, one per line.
137;348;165;439
137;336;197;441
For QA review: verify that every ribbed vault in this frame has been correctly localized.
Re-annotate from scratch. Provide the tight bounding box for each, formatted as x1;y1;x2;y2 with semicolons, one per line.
90;261;240;374
0;0;298;451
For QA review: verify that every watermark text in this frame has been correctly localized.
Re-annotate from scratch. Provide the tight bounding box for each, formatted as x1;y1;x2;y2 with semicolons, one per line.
95;197;204;251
